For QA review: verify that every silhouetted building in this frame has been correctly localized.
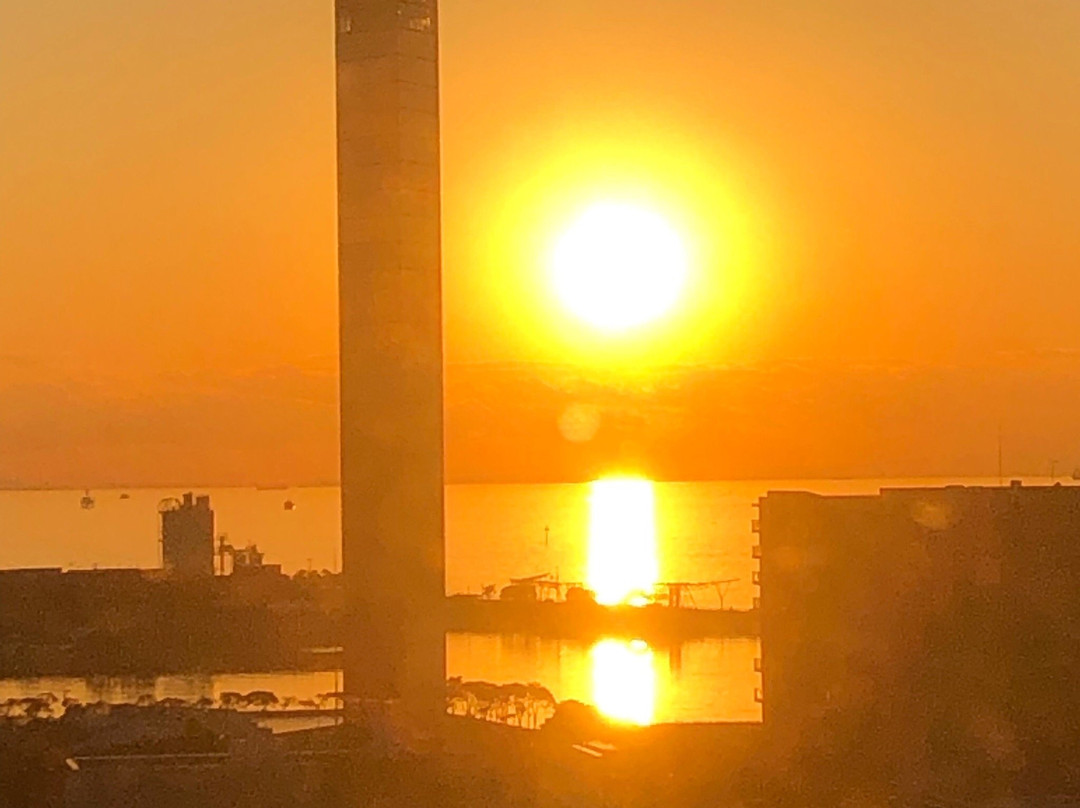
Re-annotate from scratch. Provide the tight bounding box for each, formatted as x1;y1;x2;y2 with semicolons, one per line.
757;483;1080;796
335;0;445;721
160;493;214;578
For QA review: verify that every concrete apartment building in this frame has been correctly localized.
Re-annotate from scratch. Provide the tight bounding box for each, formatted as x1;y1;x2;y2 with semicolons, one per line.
756;483;1080;795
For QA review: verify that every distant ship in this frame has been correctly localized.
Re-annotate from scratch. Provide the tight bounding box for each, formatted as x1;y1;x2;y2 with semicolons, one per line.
119;493;131;500
80;490;95;510
284;500;296;512
1072;468;1080;481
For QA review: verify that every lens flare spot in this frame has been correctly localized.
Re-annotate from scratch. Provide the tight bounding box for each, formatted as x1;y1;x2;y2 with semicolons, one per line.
558;402;602;443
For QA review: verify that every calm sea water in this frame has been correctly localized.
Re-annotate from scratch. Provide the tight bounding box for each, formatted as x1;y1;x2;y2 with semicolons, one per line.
0;478;1041;608
0;478;1047;724
0;635;761;726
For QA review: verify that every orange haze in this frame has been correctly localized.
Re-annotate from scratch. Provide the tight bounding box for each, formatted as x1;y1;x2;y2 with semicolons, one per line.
2;1;1080;486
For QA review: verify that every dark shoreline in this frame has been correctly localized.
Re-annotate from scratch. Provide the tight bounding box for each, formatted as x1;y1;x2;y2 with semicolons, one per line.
1;566;757;680
1;610;760;681
446;598;759;644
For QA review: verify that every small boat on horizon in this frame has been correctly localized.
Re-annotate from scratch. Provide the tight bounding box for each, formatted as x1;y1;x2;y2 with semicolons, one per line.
80;490;95;510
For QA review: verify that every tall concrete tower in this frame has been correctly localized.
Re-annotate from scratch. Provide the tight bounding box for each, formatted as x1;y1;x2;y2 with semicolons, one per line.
335;0;444;719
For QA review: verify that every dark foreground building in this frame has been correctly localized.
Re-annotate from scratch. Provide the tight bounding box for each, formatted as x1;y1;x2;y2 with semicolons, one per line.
335;0;445;721
757;483;1080;800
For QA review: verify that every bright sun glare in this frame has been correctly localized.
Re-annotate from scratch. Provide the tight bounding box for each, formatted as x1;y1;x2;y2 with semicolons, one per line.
586;478;660;605
591;638;656;725
552;202;689;331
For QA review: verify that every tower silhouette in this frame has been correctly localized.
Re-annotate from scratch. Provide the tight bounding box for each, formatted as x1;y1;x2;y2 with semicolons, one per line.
335;0;444;721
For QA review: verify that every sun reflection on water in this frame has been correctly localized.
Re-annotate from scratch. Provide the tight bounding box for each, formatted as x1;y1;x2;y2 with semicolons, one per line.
586;478;659;605
591;638;656;725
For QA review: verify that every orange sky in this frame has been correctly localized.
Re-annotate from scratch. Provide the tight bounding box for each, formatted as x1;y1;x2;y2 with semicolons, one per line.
2;1;1080;486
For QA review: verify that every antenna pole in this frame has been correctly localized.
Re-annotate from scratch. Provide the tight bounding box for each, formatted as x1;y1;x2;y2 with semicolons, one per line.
997;423;1004;486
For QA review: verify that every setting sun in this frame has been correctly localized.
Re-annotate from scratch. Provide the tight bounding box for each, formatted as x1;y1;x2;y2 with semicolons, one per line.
552;202;689;332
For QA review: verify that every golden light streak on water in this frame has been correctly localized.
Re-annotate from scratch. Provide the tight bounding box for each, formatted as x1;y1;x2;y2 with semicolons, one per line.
590;638;656;725
586;478;660;605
